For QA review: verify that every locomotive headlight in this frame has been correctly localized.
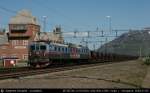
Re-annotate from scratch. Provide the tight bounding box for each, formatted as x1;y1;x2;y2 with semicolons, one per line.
10;60;15;65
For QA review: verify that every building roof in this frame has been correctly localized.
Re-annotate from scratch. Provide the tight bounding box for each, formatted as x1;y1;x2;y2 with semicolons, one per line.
9;9;39;25
34;32;64;43
34;26;64;43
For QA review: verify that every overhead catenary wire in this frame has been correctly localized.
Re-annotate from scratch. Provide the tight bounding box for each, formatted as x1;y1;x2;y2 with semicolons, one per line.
0;4;139;50
32;0;101;30
30;0;77;30
0;5;44;24
0;5;62;32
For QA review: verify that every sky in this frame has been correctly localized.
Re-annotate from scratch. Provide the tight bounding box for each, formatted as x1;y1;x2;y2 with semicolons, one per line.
0;0;150;49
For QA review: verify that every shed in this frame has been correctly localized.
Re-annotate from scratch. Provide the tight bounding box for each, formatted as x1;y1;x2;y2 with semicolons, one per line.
3;57;19;68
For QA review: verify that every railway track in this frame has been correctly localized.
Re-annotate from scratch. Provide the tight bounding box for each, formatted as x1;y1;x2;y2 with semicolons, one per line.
0;67;29;74
0;60;135;80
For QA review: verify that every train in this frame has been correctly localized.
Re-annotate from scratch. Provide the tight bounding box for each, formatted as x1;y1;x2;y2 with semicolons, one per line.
28;41;138;68
28;41;91;68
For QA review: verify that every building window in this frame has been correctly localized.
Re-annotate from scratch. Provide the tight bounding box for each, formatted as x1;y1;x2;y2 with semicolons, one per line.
23;40;28;46
11;54;17;58
12;40;28;46
12;40;16;46
11;24;27;30
1;54;6;59
1;46;6;49
23;54;28;60
16;40;18;45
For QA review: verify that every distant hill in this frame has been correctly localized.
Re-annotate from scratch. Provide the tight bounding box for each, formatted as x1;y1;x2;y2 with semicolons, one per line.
98;29;150;57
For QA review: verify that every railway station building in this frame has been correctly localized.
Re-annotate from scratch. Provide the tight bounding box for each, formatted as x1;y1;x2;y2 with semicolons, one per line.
0;9;64;62
0;9;40;61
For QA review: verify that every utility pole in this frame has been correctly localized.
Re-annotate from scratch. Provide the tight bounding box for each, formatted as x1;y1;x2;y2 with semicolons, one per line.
93;44;95;51
105;37;108;54
106;16;111;32
139;47;142;58
114;30;118;37
43;16;47;32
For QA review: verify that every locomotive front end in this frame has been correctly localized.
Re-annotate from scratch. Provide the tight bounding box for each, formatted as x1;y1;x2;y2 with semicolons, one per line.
28;41;50;68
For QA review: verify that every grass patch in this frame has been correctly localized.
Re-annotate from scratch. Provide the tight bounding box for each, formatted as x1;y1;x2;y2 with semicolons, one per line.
58;60;149;87
0;67;20;73
118;60;148;87
142;57;150;65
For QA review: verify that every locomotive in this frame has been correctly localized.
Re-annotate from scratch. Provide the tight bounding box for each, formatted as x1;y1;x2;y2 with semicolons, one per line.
28;41;91;68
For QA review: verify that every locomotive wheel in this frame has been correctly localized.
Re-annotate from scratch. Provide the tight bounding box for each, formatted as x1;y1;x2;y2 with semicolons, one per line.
30;64;37;68
36;64;41;68
48;59;53;65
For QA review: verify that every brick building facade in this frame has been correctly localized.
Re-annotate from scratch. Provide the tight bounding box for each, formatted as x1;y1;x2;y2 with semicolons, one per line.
0;10;40;61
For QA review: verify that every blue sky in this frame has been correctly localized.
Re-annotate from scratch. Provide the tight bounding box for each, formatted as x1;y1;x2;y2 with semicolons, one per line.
0;0;150;49
0;0;150;31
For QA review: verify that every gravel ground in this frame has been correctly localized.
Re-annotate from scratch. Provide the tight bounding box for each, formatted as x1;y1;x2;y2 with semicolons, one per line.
142;66;150;88
0;60;148;88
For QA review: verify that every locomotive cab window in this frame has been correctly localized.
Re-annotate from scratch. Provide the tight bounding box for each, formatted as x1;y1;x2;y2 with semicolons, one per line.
30;45;35;50
30;45;39;50
65;47;68;53
35;44;40;50
62;47;64;52
40;45;46;50
49;45;53;50
58;47;60;51
54;46;57;51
